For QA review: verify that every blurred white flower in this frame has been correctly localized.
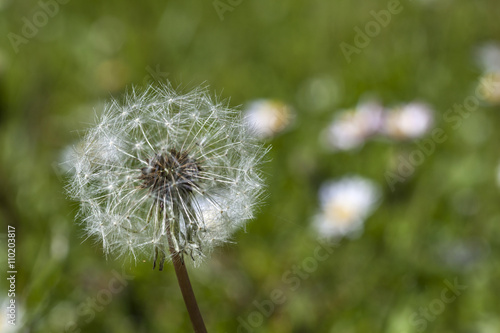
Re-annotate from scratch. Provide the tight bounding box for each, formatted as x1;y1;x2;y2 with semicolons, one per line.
66;83;268;268
244;99;294;139
89;17;127;55
477;72;500;105
438;240;486;272
476;43;500;73
323;100;384;151
296;75;342;111
382;102;433;140
475;43;500;105
51;227;69;262
313;176;381;238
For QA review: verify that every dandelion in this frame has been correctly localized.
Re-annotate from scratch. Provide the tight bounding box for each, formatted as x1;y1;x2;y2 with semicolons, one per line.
381;102;433;140
313;176;381;239
243;99;294;139
322;100;384;151
66;82;268;331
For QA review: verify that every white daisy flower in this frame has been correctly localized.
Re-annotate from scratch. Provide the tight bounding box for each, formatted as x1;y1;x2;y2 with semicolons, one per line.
244;99;294;139
314;176;381;238
323;100;384;151
477;72;500;105
382;102;433;140
476;42;500;73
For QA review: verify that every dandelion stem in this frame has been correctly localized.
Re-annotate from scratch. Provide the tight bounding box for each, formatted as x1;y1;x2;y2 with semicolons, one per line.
167;227;207;333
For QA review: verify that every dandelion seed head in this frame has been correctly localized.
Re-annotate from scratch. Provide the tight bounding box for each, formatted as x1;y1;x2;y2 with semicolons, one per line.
66;82;268;266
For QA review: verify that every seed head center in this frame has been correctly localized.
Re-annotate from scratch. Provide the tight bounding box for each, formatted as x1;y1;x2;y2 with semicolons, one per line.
139;149;201;200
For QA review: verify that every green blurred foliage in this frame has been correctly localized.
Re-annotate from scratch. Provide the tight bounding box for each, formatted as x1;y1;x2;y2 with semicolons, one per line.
1;0;500;332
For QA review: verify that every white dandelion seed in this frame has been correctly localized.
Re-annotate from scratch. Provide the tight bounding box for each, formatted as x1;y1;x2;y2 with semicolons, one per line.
66;83;268;268
313;176;381;239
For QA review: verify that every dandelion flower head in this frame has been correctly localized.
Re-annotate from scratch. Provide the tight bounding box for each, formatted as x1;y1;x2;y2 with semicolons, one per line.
66;83;267;267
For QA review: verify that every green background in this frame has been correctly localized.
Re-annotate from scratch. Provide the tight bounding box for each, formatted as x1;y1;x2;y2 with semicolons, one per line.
1;0;500;332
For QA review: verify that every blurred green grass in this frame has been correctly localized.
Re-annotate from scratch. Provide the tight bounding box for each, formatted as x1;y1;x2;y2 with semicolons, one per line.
1;0;500;332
